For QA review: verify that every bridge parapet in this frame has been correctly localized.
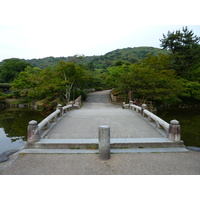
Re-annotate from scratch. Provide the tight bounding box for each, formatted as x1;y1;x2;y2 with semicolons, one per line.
74;95;82;108
27;105;73;144
27;96;81;144
123;101;181;142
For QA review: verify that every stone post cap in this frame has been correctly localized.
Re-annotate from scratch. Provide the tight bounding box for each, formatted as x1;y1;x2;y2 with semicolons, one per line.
99;125;110;129
170;119;179;125
29;120;38;125
141;104;147;109
123;102;125;104
57;104;62;107
129;101;133;104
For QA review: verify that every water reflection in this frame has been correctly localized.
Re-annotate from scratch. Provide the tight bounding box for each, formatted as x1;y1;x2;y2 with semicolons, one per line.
0;128;24;154
157;107;200;147
0;108;49;154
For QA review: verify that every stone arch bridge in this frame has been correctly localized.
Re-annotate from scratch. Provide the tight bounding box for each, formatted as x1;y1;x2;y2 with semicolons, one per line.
21;90;188;154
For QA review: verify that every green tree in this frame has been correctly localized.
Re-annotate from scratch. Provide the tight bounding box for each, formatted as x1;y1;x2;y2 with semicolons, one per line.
0;59;33;83
11;61;89;105
56;61;85;102
11;66;42;90
128;66;183;104
106;63;183;104
160;26;200;79
140;53;171;70
11;66;42;100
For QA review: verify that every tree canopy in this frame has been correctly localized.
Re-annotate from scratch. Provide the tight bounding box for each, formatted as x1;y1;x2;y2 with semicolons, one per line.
11;61;90;107
160;26;200;79
106;55;183;105
0;59;33;83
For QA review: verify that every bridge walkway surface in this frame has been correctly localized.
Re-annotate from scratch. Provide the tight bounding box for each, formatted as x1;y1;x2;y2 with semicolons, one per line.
46;90;163;139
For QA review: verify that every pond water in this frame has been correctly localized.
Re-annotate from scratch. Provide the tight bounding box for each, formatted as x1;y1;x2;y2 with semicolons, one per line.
0;108;50;154
157;107;200;148
0;107;200;154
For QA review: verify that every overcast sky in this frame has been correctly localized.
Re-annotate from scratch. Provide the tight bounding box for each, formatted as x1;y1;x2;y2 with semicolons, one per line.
0;0;199;61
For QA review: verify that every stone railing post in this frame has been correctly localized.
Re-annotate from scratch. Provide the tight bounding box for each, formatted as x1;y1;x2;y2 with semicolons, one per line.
141;103;147;116
57;104;63;117
168;120;181;141
122;102;126;109
98;125;110;160
129;101;133;109
27;120;40;143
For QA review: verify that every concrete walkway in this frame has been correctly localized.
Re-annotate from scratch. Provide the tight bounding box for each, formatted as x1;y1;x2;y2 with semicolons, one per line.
0;149;199;175
45;90;162;139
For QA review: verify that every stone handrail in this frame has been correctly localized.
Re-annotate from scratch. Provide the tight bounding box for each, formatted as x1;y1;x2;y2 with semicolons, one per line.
38;104;74;138
74;95;82;108
123;101;181;142
27;105;72;143
27;96;82;144
143;109;169;131
38;109;61;134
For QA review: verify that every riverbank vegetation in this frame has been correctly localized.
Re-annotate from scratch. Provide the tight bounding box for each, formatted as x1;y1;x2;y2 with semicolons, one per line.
0;26;199;109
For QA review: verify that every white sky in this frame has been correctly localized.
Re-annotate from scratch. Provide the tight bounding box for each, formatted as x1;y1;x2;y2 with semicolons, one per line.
0;0;200;61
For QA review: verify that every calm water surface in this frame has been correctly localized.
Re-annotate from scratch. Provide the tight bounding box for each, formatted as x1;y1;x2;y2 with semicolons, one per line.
0;108;50;154
157;107;200;148
0;107;200;154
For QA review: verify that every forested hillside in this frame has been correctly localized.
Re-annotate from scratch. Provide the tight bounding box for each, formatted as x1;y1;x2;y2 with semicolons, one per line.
20;46;169;69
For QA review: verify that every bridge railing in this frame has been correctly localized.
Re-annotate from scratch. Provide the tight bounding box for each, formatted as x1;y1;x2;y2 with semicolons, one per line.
27;96;82;144
74;95;82;108
123;101;181;142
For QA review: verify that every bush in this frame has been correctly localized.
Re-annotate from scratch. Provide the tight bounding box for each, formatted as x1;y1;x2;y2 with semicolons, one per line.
95;87;103;91
5;93;14;98
74;89;87;101
0;92;6;103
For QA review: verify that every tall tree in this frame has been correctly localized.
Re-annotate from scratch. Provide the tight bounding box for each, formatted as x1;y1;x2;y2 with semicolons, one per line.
56;61;85;103
160;26;200;79
107;63;183;104
0;59;32;83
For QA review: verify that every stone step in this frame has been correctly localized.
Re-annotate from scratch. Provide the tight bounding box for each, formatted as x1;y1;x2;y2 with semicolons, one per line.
25;138;185;149
20;147;188;154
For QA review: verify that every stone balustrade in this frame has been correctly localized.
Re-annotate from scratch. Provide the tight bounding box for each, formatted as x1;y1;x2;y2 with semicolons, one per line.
74;95;82;108
123;101;181;142
27;96;81;144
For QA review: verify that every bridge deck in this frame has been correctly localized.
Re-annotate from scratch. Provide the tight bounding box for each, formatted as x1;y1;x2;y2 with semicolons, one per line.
45;90;163;139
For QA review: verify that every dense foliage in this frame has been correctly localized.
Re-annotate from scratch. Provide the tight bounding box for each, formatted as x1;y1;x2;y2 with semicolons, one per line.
160;27;200;104
1;27;200;108
106;27;200;105
0;47;169;70
106;54;183;105
0;59;32;83
160;26;200;79
11;62;90;107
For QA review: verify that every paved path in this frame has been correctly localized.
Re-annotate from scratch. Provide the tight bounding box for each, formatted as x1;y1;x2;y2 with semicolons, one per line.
0;150;199;175
45;90;162;139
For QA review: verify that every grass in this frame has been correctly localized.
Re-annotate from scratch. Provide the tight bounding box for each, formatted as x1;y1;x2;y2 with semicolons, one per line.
86;145;98;150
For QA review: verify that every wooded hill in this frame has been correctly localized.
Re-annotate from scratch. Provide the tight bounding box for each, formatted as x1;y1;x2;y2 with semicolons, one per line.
20;46;170;69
